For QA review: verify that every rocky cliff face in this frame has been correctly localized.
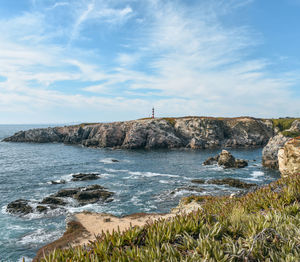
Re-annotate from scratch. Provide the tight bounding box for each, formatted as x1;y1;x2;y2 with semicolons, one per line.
262;119;300;169
262;134;290;169
278;137;300;177
3;117;274;149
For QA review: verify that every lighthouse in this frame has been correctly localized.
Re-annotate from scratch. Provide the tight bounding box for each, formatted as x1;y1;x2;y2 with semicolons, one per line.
152;107;155;118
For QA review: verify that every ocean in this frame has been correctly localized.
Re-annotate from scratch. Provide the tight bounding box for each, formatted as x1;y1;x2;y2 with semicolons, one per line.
0;125;280;261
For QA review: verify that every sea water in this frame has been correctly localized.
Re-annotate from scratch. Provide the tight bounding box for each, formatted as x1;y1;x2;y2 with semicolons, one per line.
0;125;280;261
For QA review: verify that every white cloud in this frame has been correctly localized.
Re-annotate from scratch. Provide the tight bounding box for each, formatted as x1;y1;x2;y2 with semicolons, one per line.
0;0;299;124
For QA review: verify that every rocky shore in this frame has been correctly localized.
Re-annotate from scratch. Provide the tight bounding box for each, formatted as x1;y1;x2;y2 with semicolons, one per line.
32;136;300;261
3;117;274;149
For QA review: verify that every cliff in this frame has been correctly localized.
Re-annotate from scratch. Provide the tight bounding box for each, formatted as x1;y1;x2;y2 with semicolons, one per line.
278;137;300;177
3;117;274;149
262;119;300;169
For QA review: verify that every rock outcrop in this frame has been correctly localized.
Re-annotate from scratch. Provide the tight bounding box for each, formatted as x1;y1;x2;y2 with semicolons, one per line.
262;134;290;169
262;119;300;169
3;117;274;149
203;150;248;168
278;137;300;177
6;185;114;216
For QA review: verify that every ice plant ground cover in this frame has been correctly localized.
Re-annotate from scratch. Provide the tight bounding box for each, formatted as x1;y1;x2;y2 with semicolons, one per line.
42;173;300;261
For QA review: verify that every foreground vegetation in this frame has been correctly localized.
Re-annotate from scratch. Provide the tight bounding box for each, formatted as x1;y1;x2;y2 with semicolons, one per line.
271;118;300;137
39;173;300;261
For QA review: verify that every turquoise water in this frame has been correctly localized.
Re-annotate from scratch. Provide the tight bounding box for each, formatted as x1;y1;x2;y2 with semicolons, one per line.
0;125;280;261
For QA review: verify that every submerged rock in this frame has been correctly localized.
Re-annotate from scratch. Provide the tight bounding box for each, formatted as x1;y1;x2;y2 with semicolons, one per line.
203;150;248;168
71;173;100;181
191;179;205;184
6;199;33;215
207;178;256;189
36;205;48;213
235;159;248;168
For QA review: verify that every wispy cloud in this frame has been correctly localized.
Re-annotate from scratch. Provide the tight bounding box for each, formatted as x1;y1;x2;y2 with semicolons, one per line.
0;0;299;123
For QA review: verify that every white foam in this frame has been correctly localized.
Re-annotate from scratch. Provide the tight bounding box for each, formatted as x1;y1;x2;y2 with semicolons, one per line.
248;171;264;181
18;228;62;245
1;205;8;215
99;158;119;164
159;180;169;184
104;168;128;173
128;171;179;178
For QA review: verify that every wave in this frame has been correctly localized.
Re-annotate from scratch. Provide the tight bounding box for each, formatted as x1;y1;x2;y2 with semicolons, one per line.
17;228;62;246
104;168;129;173
248;171;264;181
127;171;179;178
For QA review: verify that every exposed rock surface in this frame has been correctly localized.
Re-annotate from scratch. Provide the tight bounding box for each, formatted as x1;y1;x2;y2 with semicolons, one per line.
262;134;290;169
203;150;248;168
262;119;300;169
3;117;273;149
71;173;100;181
206;178;257;189
191;178;256;189
278;137;300;177
6;199;33;215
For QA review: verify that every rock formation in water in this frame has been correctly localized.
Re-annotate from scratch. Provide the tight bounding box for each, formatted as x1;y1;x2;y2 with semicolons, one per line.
203;150;248;168
3;117;274;149
278;137;300;177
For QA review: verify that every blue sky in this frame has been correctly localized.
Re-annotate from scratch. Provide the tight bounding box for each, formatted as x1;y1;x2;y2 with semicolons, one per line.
0;0;299;124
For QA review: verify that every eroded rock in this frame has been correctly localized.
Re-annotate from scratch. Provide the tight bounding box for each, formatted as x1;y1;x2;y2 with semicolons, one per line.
203;150;248;168
262;134;290;169
6;199;33;215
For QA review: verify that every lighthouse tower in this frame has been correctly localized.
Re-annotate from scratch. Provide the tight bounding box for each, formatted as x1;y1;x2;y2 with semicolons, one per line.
152;107;155;118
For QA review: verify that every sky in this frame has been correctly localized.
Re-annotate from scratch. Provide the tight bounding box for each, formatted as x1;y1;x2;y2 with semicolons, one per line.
0;0;299;124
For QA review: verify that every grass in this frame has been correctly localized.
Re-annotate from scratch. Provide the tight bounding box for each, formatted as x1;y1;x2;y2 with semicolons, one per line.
281;130;300;138
39;173;300;261
271;118;300;132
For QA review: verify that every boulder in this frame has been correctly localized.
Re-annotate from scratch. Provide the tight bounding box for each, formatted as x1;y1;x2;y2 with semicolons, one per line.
203;150;248;168
6;199;33;215
71;173;100;181
207;178;256;189
74;189;114;205
217;150;236;168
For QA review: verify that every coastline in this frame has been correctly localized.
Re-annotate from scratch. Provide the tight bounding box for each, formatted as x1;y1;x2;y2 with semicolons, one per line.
33;201;202;261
